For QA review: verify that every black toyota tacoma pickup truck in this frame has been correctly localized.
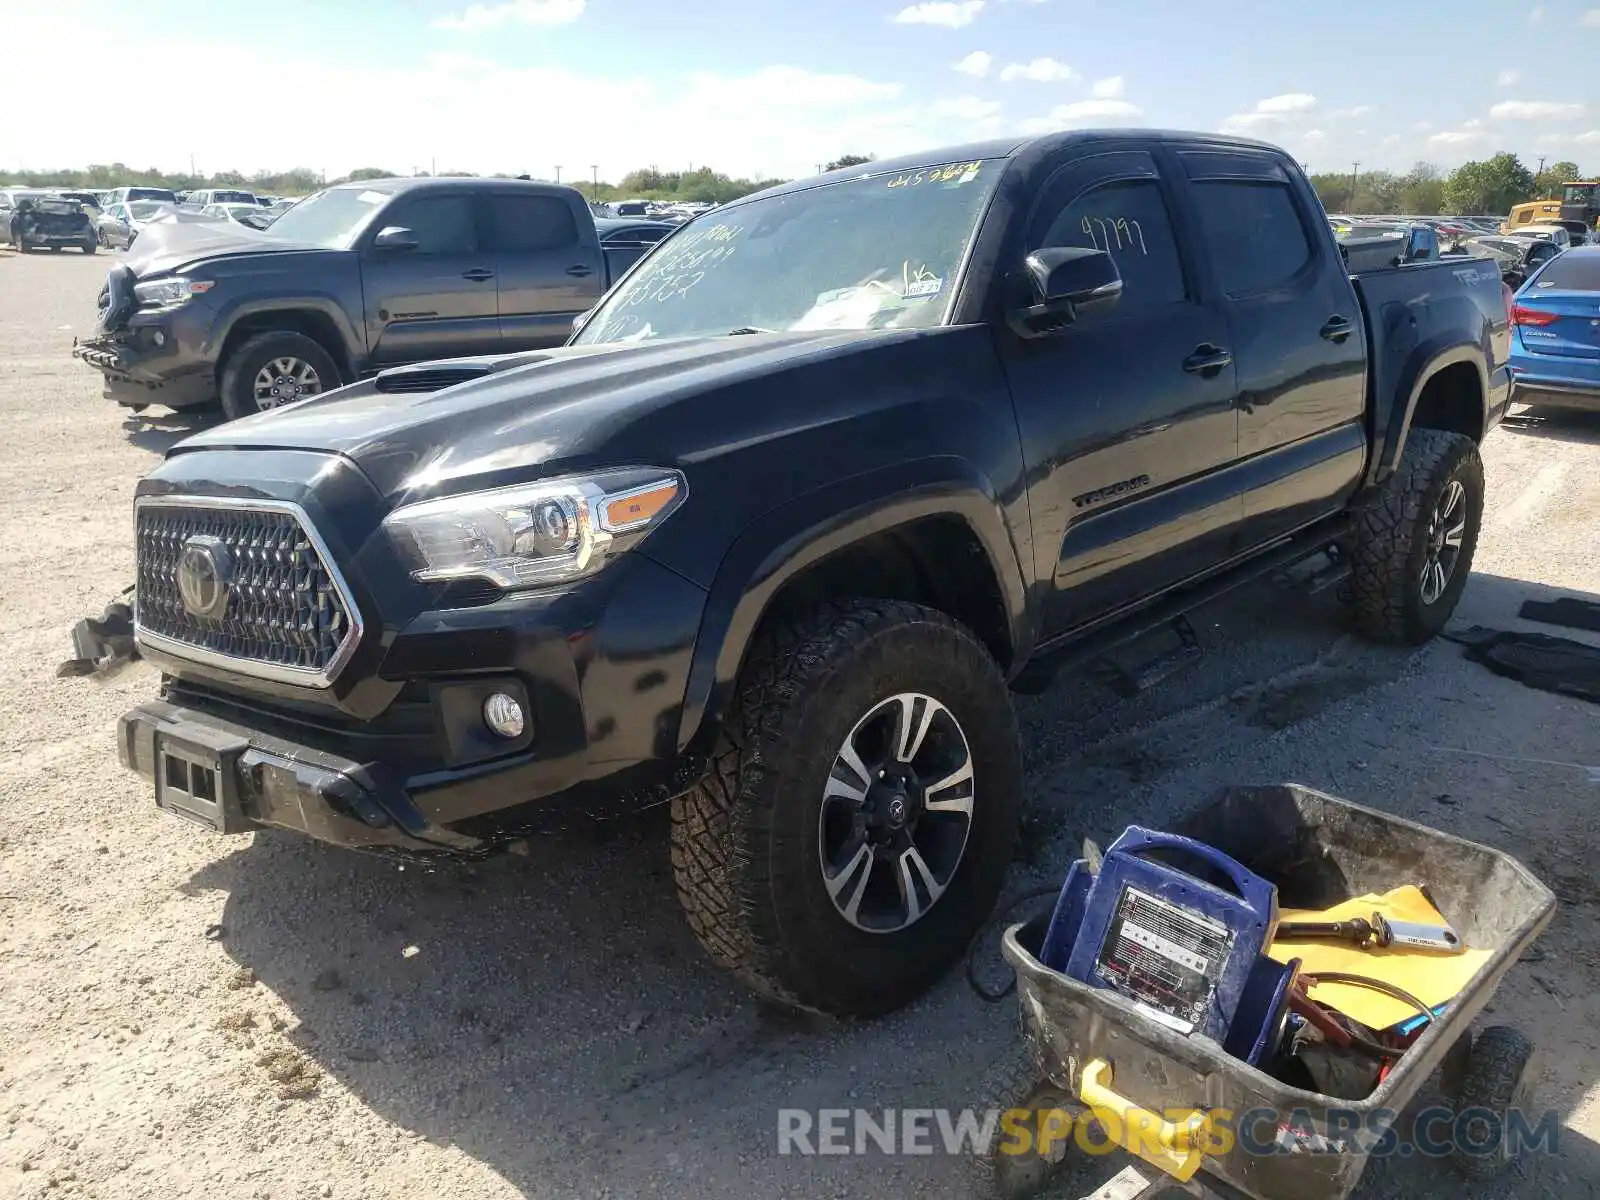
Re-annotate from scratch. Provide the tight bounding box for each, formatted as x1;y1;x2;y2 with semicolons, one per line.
71;177;660;421
114;132;1510;1017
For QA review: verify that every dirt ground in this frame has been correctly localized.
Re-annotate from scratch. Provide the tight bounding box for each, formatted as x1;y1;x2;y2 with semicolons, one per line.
1;245;1598;1200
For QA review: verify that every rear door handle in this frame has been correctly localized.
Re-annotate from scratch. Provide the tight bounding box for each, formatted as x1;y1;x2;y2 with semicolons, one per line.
1182;344;1233;376
462;268;494;282
1320;315;1354;342
566;265;594;277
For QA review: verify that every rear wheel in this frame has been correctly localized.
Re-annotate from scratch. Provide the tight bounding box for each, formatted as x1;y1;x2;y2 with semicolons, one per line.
1347;428;1484;644
82;235;97;255
218;330;341;421
671;599;1020;1015
1450;1025;1536;1179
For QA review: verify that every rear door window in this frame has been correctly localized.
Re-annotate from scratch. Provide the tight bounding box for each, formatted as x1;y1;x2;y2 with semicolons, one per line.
1190;181;1314;297
484;194;581;253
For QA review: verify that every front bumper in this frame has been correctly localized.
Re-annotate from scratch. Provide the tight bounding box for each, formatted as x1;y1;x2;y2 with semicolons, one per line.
119;698;484;857
73;332;217;408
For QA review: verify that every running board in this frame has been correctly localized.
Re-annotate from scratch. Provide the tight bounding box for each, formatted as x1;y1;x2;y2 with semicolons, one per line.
1088;615;1203;697
1012;518;1354;697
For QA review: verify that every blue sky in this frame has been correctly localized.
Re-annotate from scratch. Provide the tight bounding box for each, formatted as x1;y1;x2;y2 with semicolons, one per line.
11;1;1600;181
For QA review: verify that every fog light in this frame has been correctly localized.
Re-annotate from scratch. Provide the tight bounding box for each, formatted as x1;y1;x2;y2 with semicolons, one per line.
482;692;527;739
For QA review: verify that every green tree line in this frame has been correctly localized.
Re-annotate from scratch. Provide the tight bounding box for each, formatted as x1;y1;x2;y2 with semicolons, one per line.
1310;155;1586;216
0;161;789;204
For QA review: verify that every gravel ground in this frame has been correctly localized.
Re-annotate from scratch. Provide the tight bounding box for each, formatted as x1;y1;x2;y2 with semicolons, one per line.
1;246;1598;1200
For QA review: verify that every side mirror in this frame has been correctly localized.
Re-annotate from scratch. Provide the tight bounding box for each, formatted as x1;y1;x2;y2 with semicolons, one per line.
572;307;595;336
372;226;419;252
1007;247;1122;338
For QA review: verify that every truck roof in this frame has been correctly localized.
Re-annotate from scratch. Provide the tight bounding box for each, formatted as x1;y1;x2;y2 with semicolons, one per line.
745;129;1287;205
323;176;579;196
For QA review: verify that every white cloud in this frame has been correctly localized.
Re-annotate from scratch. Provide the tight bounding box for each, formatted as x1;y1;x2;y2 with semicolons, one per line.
2;14;939;181
1489;100;1586;119
1413;120;1434;131
1302;129;1326;141
1462;118;1483;128
1220;92;1318;133
1529;4;1544;22
1382;134;1402;146
953;50;993;77
1256;92;1317;114
930;95;1002;120
894;1;984;27
1497;70;1520;87
1582;7;1600;23
1330;105;1373;119
1578;130;1600;143
433;0;583;32
1091;75;1125;99
999;57;1075;83
1429;129;1490;146
1051;98;1142;119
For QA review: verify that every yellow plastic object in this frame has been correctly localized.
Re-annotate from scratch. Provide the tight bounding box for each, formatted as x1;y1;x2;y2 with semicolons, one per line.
1078;1058;1208;1182
1268;885;1491;1030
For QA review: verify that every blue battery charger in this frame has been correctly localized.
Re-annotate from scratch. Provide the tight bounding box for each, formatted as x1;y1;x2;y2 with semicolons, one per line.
1041;826;1296;1063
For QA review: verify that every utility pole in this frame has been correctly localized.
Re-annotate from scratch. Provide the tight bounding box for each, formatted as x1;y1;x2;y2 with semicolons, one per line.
189;153;196;178
591;164;599;199
1536;155;1547;195
554;165;562;183
1350;161;1360;206
431;156;437;177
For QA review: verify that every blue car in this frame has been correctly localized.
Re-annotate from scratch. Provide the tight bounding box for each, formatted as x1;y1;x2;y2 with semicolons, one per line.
1509;245;1600;411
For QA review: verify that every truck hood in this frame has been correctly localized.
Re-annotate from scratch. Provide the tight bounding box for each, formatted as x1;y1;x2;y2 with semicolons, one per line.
171;331;939;499
125;221;326;277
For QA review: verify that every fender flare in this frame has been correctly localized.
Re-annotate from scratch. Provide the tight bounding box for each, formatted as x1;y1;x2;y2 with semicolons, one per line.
1376;339;1488;479
674;456;1031;755
206;295;365;377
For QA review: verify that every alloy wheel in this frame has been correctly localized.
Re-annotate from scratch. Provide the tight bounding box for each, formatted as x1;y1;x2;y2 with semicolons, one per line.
1420;478;1467;605
818;691;976;934
253;356;323;410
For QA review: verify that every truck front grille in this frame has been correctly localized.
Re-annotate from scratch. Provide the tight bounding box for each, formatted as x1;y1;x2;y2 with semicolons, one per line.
135;499;359;686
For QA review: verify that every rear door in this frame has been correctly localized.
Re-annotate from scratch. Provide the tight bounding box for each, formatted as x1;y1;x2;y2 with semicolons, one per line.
999;146;1243;637
360;191;501;366
1176;149;1368;548
483;191;605;349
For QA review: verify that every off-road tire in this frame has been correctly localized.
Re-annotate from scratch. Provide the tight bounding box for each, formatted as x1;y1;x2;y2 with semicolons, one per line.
1450;1025;1536;1179
1348;428;1484;644
218;330;341;422
670;598;1021;1016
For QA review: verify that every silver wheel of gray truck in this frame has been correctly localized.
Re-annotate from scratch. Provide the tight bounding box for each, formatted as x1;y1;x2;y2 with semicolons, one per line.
1347;428;1484;645
218;330;342;422
670;599;1021;1016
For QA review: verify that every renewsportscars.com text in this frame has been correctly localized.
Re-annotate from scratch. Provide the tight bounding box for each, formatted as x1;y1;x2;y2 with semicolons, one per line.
776;1105;1560;1160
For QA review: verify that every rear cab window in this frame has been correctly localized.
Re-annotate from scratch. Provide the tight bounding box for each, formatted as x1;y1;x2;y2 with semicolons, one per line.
1188;176;1314;296
484;194;580;253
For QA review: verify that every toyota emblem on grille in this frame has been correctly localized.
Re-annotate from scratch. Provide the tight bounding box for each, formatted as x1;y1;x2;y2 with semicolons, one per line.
176;535;234;620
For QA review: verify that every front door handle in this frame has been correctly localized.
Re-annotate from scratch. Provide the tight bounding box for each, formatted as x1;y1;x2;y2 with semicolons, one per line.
1320;315;1354;343
566;265;594;278
1182;344;1233;376
462;268;495;282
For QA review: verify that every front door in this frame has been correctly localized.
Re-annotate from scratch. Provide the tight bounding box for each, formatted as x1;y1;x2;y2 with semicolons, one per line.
361;192;501;367
1000;148;1243;638
1176;149;1368;547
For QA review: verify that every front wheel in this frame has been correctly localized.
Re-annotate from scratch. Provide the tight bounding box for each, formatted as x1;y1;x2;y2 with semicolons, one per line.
217;330;342;421
671;599;1021;1016
1347;428;1484;644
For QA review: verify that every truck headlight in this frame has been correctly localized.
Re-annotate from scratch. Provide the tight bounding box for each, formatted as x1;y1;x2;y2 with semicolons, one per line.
383;469;686;590
133;277;213;307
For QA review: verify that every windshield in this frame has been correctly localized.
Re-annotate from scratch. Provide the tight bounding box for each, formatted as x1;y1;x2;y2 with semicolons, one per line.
574;159;1000;344
1563;184;1597;205
261;186;386;248
128;188;177;203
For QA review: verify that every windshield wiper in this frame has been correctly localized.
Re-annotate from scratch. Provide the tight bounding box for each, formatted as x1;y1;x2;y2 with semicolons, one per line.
727;326;775;336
